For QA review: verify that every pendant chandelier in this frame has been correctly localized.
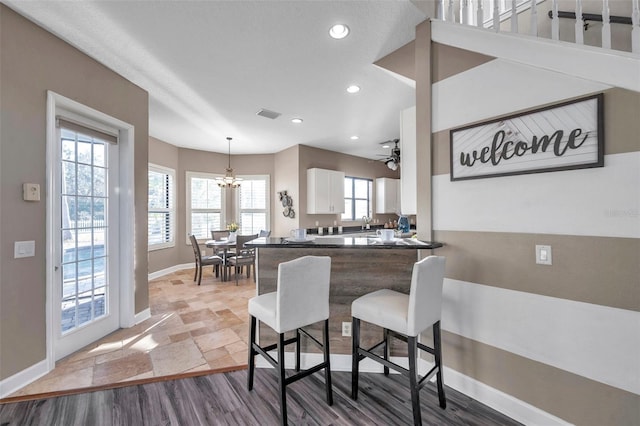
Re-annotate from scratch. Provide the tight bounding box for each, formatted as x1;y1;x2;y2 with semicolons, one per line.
216;137;242;188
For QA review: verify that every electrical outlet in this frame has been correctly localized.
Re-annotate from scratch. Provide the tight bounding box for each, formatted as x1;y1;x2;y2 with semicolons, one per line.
341;322;351;337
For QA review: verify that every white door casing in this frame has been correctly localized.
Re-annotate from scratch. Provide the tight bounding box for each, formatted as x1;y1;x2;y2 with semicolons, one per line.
46;91;135;367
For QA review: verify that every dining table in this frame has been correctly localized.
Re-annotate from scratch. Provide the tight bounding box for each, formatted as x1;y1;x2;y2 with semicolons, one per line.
205;239;236;281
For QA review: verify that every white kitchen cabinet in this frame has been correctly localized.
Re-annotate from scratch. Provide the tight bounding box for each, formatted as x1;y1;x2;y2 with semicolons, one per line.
375;177;399;214
307;168;345;214
400;106;417;215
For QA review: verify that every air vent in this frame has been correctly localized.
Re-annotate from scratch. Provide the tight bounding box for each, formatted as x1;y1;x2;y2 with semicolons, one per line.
256;108;281;120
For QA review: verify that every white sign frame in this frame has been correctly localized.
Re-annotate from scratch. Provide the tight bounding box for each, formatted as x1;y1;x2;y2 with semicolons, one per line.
450;94;604;181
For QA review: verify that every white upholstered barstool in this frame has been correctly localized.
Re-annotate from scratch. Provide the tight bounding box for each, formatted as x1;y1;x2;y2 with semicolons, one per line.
351;255;446;426
247;255;333;425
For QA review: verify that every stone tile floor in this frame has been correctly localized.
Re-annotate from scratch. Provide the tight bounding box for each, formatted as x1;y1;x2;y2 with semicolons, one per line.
9;268;255;398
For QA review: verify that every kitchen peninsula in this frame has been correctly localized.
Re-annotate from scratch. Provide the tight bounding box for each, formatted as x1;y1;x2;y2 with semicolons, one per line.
246;236;443;355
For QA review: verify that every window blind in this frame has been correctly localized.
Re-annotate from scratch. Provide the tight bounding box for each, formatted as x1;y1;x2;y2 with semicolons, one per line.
57;117;118;144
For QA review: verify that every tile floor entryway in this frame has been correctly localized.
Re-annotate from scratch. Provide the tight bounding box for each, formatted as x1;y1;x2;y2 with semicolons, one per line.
9;268;254;398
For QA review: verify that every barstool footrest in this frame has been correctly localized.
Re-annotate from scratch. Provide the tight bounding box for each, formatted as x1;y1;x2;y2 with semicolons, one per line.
285;361;329;385
358;347;409;376
418;365;440;390
298;327;322;348
260;337;298;353
386;330;435;356
357;341;442;390
252;342;279;369
364;339;387;354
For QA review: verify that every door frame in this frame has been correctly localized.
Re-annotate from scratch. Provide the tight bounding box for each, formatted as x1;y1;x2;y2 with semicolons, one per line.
45;91;135;369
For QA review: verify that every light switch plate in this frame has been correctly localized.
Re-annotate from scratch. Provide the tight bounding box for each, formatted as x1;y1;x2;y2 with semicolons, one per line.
535;245;552;265
14;240;35;258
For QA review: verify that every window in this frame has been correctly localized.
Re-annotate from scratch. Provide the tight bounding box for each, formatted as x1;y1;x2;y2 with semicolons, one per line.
342;177;372;221
186;171;225;241
148;164;175;250
237;175;270;235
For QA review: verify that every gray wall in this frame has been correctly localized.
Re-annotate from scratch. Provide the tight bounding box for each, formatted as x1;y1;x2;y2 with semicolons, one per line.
425;41;639;426
379;15;640;425
0;5;149;380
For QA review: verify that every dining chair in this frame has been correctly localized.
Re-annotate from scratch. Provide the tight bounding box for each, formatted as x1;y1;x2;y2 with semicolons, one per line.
247;255;333;425
227;233;258;285
211;230;232;257
211;229;230;240
189;234;223;285
351;255;447;426
258;229;271;237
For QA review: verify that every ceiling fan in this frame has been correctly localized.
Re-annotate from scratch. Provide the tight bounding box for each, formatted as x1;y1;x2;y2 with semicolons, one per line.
378;139;400;170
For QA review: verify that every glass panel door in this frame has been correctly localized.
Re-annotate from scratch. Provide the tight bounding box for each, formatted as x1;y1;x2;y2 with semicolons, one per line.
60;128;108;332
54;125;119;360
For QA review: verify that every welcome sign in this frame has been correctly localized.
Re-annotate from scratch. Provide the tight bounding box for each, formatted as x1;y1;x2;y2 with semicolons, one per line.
450;94;604;181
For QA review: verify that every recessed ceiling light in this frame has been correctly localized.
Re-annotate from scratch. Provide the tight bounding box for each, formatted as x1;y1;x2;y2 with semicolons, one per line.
350;136;359;140
382;144;390;149
329;24;350;39
346;85;360;94
291;118;303;124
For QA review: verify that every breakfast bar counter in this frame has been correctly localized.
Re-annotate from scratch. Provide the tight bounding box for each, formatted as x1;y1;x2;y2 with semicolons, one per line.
245;236;443;355
246;235;442;250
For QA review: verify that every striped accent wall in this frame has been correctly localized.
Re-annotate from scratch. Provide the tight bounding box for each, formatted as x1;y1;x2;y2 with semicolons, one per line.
431;45;640;426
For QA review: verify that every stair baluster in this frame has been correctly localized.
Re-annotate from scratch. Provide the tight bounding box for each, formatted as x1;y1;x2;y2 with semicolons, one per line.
447;0;455;23
530;0;538;36
575;0;585;44
633;0;640;53
477;0;484;28
551;0;560;40
493;0;501;32
511;0;519;33
602;0;611;49
461;0;471;25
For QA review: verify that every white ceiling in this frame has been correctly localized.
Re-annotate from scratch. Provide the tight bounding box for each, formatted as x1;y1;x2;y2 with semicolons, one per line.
6;0;426;159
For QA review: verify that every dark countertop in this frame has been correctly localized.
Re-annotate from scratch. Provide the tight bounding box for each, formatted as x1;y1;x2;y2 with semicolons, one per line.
245;236;443;250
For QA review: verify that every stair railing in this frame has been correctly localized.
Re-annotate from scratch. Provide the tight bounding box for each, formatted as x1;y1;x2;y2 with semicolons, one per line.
435;0;640;54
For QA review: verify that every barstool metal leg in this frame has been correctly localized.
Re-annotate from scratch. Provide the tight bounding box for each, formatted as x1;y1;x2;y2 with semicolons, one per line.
433;321;447;409
351;317;360;400
247;316;256;391
323;319;334;406
383;327;390;376
295;329;301;372
277;333;288;425
408;336;422;426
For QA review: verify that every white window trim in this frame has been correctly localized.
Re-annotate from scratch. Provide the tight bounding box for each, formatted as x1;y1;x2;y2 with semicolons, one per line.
342;176;373;222
148;163;175;251
236;174;270;234
186;170;226;244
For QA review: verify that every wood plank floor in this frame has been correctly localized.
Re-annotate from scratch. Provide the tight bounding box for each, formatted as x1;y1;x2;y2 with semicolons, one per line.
0;368;521;425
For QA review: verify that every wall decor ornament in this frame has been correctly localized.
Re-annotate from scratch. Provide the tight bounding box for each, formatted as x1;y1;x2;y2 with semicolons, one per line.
449;94;604;181
279;190;295;218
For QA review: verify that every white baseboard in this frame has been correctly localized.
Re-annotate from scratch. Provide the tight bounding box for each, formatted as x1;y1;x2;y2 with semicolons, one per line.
148;263;192;281
442;366;571;426
134;308;151;325
0;359;49;399
255;352;571;426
